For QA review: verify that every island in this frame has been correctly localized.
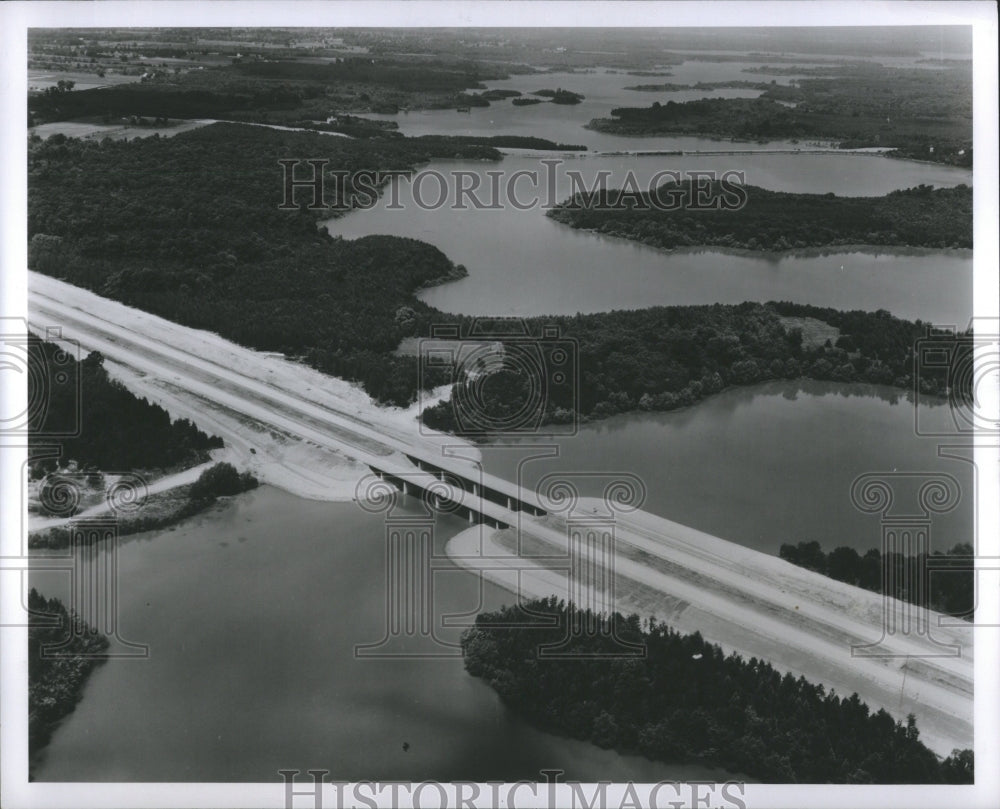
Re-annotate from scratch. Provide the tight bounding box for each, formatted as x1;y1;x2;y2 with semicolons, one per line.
461;598;974;783
531;88;585;104
29;589;110;760
546;182;972;251
587;63;972;165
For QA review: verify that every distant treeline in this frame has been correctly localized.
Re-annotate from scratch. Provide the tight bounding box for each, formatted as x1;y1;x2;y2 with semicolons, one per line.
29;588;109;756
548;182;971;251
28;57;510;125
587;63;972;166
28;335;222;473
232;57;503;90
461;598;974;783
780;541;973;619
423;135;586;151
626;80;769;92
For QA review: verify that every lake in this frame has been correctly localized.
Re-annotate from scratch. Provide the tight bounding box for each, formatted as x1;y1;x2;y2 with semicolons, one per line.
331;64;971;327
30;381;972;781
328;153;971;325
29;489;728;783
362;67;833;151
480;380;973;556
30;50;975;785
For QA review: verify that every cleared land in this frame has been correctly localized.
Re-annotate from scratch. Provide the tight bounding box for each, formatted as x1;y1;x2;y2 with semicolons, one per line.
29;272;973;760
447;501;972;759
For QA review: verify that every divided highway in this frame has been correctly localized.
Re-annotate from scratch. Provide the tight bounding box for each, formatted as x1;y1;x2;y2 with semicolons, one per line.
28;272;972;756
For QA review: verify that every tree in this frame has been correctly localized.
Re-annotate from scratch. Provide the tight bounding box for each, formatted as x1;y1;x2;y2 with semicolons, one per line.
827;546;862;584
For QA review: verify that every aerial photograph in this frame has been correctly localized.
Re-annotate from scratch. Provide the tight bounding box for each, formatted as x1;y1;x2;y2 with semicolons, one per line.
2;3;997;808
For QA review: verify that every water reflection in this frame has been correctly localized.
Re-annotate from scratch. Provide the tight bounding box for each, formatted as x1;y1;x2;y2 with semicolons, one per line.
482;380;972;555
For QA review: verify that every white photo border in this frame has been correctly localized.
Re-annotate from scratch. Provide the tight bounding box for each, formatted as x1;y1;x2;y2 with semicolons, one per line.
2;2;997;808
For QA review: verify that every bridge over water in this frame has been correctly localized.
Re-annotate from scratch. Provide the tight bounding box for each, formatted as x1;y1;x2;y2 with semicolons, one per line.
28;271;974;757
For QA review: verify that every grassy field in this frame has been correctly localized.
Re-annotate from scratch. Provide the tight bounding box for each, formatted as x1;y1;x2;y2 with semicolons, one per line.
776;316;842;349
28;70;143;92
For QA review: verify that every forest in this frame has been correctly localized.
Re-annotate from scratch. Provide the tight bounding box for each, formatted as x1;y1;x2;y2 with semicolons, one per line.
28;588;109;756
422;303;963;432
28;57;516;127
461;598;973;783
28;124;496;406
547;181;972;251
28;335;222;474
30;126;967;428
780;541;973;618
588;64;972;166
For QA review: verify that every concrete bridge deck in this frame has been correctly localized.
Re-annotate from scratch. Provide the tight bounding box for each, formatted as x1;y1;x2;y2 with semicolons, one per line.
27;272;973;756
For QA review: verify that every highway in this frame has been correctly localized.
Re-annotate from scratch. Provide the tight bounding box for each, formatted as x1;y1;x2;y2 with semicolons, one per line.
27;271;973;756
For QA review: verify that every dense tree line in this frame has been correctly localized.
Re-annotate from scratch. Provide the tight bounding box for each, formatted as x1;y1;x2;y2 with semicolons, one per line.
189;462;258;501
769;301;972;397
422;303;960;432
28;57;510;126
28;588;109;756
28;335;222;473
780;541;973;618
462;598;973;783
28;124;496;406
548;182;971;251
588;64;972;165
233;57;504;91
30;125;964;430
